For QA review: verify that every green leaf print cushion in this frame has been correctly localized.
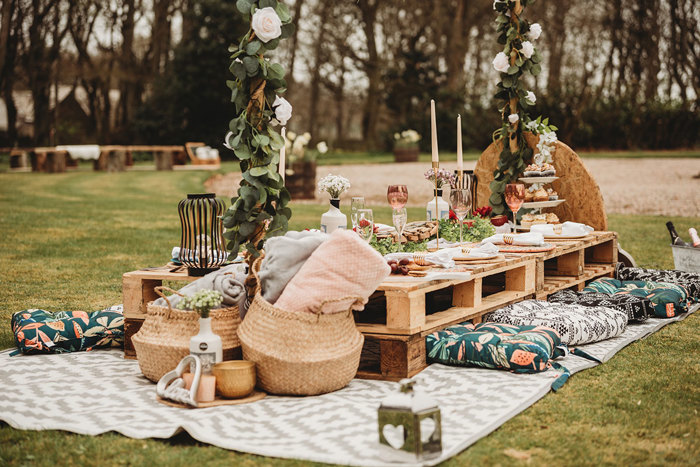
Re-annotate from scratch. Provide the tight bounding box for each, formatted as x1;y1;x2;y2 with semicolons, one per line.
11;306;124;355
426;322;566;374
583;278;690;318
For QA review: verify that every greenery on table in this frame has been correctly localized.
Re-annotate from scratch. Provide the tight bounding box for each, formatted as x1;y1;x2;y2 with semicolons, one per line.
370;237;428;256
222;0;295;260
438;218;496;243
0;169;698;465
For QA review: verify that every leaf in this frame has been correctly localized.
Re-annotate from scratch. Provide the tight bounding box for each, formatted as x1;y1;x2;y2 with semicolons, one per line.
259;0;277;8
267;63;285;80
242;56;259;76
531;63;542;76
507;65;519;75
275;2;291;22
250;166;268;176
263;38;280;50
280;22;295;39
234;145;252;160
236;0;252;15
246;40;262;55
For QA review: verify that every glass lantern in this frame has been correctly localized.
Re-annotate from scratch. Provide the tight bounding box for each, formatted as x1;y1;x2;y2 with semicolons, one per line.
178;193;227;276
377;378;442;461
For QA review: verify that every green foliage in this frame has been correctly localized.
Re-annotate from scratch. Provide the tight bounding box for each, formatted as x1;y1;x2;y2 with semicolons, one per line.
180;290;224;318
222;1;295;259
438;218;496;243
370;237;428;255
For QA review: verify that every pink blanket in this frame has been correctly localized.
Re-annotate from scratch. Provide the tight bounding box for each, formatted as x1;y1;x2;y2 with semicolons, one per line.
275;230;390;314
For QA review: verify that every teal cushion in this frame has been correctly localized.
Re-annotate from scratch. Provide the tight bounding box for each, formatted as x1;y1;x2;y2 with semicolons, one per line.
583;278;690;318
426;322;565;373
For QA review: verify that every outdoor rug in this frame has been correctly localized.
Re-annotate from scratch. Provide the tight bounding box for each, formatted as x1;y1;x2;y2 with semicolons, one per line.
0;306;696;467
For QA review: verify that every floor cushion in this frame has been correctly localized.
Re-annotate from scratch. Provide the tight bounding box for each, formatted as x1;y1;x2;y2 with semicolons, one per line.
484;300;627;345
583;278;690;318
548;289;653;323
11;306;124;355
426;322;565;373
616;266;700;301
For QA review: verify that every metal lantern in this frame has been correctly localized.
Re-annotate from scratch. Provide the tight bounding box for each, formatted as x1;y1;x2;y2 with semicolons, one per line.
178;193;227;276
377;378;442;461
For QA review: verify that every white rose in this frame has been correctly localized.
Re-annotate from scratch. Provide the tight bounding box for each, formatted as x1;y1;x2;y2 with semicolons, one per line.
317;142;328;154
492;52;510;73
526;120;538;131
528;23;542;40
272;95;292;126
508;113;519;124
251;7;282;43
526;91;536;103
521;41;534;59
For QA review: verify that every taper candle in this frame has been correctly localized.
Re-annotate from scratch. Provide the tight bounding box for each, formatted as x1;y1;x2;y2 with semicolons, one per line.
430;99;439;163
457;114;463;173
279;127;286;182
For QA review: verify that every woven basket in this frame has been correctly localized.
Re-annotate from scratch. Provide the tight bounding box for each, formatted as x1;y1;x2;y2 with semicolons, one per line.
132;286;241;382
237;258;364;395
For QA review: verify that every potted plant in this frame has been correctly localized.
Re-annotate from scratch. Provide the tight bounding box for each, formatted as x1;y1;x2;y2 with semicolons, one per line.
284;131;329;199
318;173;351;233
393;129;421;162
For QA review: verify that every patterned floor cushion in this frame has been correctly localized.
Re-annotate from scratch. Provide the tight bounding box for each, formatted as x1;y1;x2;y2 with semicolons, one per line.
616;266;700;301
484;300;627;345
583;278;690;318
548;289;653;323
11;306;124;355
426;322;565;374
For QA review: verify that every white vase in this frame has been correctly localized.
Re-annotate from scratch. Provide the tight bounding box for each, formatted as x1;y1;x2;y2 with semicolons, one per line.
426;189;450;221
189;317;222;374
320;198;347;233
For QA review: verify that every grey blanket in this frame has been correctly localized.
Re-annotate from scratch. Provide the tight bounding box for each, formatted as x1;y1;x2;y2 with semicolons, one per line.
259;231;327;304
153;263;248;310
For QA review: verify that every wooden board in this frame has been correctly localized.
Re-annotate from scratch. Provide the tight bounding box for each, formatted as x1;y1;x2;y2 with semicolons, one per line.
475;133;608;231
156;390;266;408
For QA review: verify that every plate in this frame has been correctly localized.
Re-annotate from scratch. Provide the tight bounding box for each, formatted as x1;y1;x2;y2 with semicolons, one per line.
518;176;559;184
521;199;566;209
543;233;589;239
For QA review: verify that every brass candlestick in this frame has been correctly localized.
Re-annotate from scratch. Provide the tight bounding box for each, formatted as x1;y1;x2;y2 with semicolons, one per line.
433;161;440;250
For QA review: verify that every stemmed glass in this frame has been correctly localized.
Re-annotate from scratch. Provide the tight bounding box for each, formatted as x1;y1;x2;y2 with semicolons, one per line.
350;196;365;230
505;183;526;233
449;188;471;245
387;185;408;251
356;209;374;243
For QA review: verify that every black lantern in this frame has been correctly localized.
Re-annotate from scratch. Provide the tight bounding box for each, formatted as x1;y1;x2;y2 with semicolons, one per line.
178;193;227;276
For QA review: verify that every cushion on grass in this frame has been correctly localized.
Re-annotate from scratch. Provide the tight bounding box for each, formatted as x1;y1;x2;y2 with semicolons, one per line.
548;289;653;323
426;322;565;373
11;306;124;355
583;278;690;318
484;300;627;345
616;266;700;301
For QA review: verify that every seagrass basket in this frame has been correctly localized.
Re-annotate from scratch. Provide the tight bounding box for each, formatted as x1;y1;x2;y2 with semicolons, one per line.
132;286;241;382
237;259;364;396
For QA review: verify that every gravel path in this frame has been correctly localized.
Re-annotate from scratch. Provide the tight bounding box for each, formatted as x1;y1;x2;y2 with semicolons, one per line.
206;158;700;217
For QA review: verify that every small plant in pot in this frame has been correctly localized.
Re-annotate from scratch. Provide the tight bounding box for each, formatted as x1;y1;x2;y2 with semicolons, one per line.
393;129;421;162
181;290;224;374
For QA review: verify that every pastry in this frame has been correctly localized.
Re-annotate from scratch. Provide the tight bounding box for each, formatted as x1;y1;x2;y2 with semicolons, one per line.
547;188;559;200
523;163;542;177
525;190;535;202
541;163;556;176
534;187;549;201
545;212;560;224
521;213;547;228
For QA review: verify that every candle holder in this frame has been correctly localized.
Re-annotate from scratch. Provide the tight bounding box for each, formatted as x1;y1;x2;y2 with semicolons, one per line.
178;193;227;276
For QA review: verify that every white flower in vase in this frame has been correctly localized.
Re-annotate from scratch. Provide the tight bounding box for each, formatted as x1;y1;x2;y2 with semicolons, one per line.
520;41;535;59
251;7;282;43
272;96;293;126
318;174;351;199
492;52;510;73
528;23;542;40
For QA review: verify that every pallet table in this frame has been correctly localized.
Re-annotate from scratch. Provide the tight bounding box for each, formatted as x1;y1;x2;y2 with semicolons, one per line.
122;265;198;359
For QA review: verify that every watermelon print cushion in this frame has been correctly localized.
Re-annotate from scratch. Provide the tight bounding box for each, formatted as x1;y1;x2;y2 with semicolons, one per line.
583;278;690;318
426;322;565;374
11;306;124;355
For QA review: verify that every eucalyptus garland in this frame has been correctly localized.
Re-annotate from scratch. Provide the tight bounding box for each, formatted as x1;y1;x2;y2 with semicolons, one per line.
222;0;295;259
488;0;557;214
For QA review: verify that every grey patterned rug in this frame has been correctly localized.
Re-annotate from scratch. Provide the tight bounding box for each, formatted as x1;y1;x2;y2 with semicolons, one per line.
0;306;695;467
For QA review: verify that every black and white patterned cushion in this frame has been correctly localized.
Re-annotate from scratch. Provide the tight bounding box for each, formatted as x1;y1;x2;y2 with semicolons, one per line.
616;266;700;300
548;289;652;323
484;299;627;345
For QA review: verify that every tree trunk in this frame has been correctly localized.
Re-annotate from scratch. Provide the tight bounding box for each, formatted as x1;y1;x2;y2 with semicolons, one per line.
307;1;329;139
117;0;139;131
286;0;305;98
358;0;380;148
2;75;17;143
545;0;570;94
0;0;15;86
445;0;469;92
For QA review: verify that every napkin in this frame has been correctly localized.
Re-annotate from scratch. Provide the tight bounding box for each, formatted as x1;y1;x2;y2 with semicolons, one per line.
530;221;593;237
480;232;545;246
385;248;459;269
458;242;500;258
425;238;462;250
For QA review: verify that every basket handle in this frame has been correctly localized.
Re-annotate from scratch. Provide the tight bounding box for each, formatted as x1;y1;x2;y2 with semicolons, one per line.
154;286;186;319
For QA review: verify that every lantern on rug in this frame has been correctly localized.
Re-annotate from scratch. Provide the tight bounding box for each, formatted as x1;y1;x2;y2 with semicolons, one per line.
178;193;227;276
377;378;442;461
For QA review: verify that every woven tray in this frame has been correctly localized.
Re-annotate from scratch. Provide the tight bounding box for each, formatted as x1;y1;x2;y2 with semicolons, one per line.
156;390;266;409
497;243;556;253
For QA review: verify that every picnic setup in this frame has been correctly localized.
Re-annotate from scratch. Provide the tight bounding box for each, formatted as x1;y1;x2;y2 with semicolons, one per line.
1;0;699;465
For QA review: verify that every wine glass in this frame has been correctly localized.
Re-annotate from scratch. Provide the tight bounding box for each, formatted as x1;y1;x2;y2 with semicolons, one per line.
392;207;408;252
356;209;374;243
351;196;365;229
449;188;471;245
387;185;408;250
505;183;526;233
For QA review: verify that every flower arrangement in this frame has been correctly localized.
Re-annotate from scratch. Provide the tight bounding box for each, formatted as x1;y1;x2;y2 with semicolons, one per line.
180;290;224;319
222;0;295;260
318;174;351;199
488;0;557;215
285;131;329;164
424;168;455;189
472;206;493;219
393;129;421;149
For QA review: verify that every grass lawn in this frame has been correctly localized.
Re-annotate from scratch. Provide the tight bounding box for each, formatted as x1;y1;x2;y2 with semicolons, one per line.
0;169;698;465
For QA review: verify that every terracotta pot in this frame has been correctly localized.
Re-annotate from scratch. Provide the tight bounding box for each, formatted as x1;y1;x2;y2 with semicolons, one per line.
393;147;419;162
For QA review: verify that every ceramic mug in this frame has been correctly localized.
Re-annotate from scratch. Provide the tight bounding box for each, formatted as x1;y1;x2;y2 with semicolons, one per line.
212;360;256;399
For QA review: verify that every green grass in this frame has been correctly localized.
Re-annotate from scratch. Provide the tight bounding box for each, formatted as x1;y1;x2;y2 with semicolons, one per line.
0;169;699;465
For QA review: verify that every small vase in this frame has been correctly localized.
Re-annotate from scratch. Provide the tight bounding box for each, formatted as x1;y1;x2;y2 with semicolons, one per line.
189;317;222;374
426;189;450;221
320;198;347;233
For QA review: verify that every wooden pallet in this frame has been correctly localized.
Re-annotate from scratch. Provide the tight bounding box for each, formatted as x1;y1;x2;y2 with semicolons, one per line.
122;265;198;358
354;255;537;381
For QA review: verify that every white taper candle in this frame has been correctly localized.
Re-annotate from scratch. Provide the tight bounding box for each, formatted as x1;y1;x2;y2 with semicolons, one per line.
430;99;439;163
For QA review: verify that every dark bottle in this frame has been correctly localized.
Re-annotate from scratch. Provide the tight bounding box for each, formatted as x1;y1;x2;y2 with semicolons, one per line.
666;222;689;246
